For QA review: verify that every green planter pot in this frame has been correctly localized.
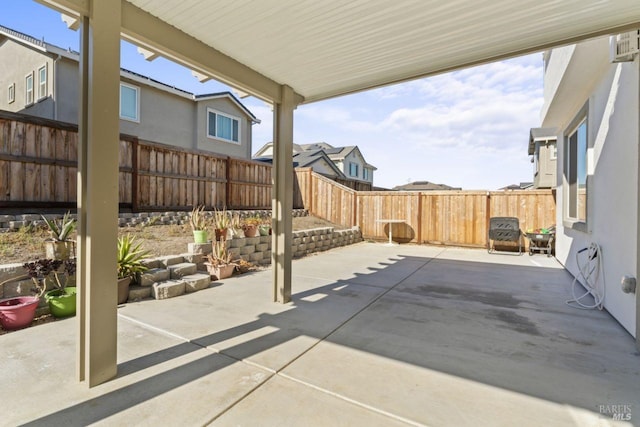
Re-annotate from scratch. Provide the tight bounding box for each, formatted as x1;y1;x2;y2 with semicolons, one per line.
44;287;77;318
193;230;208;244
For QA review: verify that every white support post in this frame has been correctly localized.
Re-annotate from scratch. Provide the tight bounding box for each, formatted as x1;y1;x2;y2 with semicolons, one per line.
77;0;121;386
271;85;296;303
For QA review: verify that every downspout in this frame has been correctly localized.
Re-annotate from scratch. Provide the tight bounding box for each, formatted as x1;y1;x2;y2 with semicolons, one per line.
636;54;640;350
53;54;61;120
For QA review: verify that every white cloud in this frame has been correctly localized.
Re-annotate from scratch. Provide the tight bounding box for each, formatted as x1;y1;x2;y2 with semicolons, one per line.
249;53;544;190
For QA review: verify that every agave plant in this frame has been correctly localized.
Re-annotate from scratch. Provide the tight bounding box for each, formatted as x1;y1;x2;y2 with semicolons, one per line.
41;212;76;242
189;205;208;231
117;235;149;280
205;238;236;267
213;207;230;229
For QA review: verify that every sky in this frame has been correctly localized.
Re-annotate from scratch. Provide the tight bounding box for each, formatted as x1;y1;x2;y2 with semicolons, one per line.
1;1;544;190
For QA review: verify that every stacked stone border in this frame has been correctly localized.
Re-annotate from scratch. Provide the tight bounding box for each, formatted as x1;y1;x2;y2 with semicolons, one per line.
0;226;362;312
0;209;309;230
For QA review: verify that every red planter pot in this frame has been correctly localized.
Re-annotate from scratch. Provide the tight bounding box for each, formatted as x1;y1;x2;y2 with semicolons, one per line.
0;296;40;331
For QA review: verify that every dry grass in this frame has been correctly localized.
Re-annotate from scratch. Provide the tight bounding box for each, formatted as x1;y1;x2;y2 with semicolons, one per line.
0;215;344;265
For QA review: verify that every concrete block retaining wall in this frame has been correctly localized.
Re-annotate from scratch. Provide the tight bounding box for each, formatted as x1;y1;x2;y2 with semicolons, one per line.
0;209;309;230
0;226;362;305
188;226;363;265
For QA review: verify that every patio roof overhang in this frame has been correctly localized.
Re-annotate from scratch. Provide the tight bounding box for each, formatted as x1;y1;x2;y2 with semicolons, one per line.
40;0;640;104
35;0;640;387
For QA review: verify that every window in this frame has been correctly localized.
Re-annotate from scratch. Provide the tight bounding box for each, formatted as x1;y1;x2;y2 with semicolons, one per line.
120;83;139;122
363;168;369;180
25;73;33;105
38;65;47;99
349;162;359;177
207;108;240;143
565;114;587;226
7;83;15;104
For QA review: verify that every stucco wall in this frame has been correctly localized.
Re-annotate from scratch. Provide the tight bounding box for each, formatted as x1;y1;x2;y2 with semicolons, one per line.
0;38;54;118
54;58;79;123
551;56;638;337
119;77;196;149
534;141;557;188
195;98;252;158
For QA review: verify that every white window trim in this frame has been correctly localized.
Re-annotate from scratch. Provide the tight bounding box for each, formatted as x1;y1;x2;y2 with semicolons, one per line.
37;64;47;100
206;107;241;144
25;72;34;106
7;83;15;104
119;82;140;123
563;102;588;233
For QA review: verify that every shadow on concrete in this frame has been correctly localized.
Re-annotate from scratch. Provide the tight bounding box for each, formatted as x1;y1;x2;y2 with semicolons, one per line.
23;253;640;426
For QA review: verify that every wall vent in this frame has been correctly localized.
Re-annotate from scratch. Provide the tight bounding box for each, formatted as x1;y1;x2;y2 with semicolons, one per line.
610;30;640;62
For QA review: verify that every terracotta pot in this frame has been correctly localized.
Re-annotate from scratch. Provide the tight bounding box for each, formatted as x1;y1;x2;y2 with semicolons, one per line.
117;277;132;304
0;296;40;330
44;287;76;318
44;240;75;260
214;228;228;241
205;263;235;280
243;225;258;238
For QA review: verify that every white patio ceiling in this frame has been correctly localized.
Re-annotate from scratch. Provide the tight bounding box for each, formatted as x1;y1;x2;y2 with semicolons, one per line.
125;0;640;103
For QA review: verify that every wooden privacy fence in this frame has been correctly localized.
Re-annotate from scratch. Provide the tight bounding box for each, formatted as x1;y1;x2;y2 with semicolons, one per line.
0;111;301;211
295;168;556;249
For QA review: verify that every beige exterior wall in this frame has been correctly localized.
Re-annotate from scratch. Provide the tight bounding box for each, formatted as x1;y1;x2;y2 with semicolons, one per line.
533;140;557;188
0;38;55;119
119;77;196;149
195;98;252;158
0;37;255;158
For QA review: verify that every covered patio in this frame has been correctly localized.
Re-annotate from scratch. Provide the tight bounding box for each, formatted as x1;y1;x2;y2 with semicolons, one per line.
3;243;638;426
32;0;640;386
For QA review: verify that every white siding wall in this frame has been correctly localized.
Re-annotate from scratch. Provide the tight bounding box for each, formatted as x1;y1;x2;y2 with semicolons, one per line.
553;57;638;337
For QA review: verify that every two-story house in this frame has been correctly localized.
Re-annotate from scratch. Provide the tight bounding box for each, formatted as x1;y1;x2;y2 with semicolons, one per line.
0;25;259;159
254;142;377;184
528;127;557;189
540;32;640;339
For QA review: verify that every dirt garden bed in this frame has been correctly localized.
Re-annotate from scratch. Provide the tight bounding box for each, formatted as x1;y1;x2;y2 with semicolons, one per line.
0;215;345;265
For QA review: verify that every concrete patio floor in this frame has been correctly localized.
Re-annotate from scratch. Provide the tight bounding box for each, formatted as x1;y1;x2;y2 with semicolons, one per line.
1;243;638;426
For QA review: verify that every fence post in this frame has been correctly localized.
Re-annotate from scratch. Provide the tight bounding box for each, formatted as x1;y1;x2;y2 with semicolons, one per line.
485;192;491;249
352;190;358;228
131;137;139;212
307;168;313;214
225;156;232;208
417;192;423;243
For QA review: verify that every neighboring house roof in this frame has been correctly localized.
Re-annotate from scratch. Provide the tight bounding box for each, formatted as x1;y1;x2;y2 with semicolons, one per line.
196;92;260;123
499;182;534;190
393;181;462;191
528;127;557;155
253;141;377;170
254;149;346;178
253;142;304;157
0;24;259;123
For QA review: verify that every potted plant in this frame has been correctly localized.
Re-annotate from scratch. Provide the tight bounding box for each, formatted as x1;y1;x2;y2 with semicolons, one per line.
258;216;272;236
0;274;41;330
117;235;149;304
229;213;244;239
204;238;237;280
189;205;209;243
23;258;77;318
41;212;76;260
242;216;261;238
213;207;230;241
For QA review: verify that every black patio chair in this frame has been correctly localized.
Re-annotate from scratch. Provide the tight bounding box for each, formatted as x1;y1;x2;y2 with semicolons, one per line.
487;217;523;255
